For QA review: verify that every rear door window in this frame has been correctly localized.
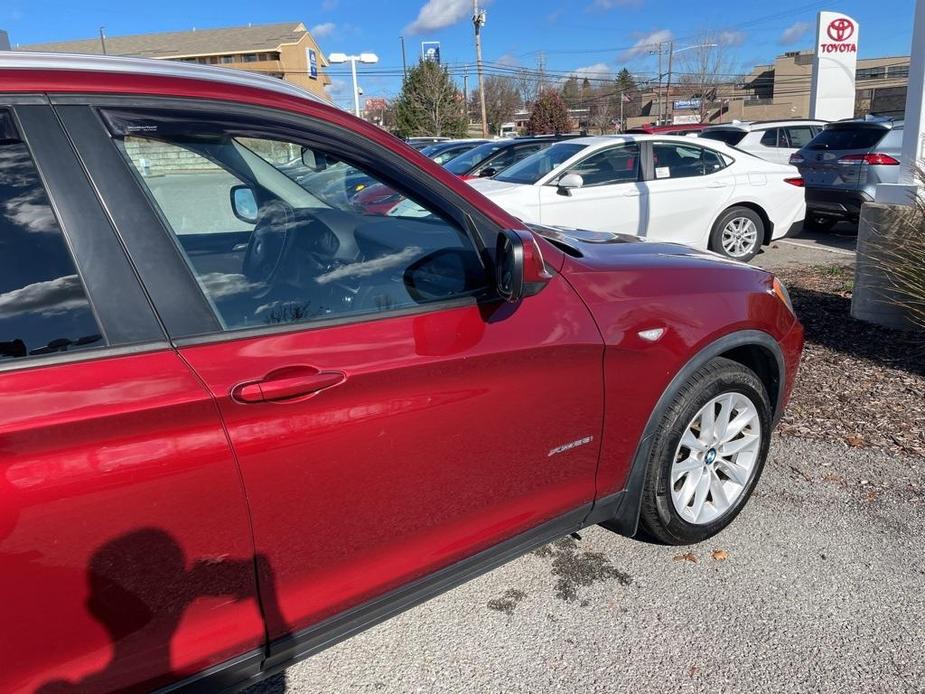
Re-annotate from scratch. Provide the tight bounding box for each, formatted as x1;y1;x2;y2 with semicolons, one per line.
0;111;104;362
652;143;729;179
759;128;782;147
785;127;816;149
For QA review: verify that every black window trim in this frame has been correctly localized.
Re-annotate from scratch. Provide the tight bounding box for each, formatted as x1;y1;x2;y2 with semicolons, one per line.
52;94;508;343
0;102;167;372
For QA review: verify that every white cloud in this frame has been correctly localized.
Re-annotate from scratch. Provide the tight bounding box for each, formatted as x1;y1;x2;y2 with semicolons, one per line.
404;0;484;35
620;29;672;61
325;79;348;96
310;22;337;39
0;275;88;318
496;53;520;67
779;21;813;46
570;63;612;80
718;31;746;47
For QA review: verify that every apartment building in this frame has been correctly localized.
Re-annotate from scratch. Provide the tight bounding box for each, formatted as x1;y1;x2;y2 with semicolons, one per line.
21;22;331;100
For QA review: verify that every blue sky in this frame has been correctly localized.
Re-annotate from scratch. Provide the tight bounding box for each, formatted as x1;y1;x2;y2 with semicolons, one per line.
2;0;917;108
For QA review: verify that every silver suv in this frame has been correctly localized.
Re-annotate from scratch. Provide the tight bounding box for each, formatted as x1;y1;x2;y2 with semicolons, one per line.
790;118;903;231
699;120;826;165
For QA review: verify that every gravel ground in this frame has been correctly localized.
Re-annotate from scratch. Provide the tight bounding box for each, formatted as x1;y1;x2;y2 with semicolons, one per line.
247;237;925;694
249;436;925;694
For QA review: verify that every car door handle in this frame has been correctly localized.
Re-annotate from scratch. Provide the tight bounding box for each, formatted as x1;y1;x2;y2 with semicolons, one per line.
231;367;347;404
707;180;730;188
623;189;642;197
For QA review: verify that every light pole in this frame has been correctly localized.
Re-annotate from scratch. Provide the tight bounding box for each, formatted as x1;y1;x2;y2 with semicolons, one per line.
327;52;379;118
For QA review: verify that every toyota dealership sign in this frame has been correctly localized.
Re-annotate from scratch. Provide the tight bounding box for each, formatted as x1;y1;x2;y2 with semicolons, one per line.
810;11;860;120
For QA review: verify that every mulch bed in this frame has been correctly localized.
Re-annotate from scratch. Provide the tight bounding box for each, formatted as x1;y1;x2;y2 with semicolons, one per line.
774;264;925;459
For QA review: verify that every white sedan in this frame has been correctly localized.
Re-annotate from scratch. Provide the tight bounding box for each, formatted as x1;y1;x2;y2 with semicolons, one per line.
468;135;806;261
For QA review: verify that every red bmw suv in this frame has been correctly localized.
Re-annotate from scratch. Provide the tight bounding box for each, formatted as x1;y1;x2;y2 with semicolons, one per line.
0;53;803;692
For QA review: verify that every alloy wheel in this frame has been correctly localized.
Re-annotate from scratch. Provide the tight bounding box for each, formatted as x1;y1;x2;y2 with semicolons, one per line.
669;392;762;525
721;217;759;258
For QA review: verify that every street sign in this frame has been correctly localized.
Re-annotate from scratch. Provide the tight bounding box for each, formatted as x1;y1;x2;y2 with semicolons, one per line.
421;41;441;64
810;11;860;120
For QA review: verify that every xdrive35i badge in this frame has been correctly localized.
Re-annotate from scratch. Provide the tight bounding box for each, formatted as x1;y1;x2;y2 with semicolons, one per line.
548;436;594;457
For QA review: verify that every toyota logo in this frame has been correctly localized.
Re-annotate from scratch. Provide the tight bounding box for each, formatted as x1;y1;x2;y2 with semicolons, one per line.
827;18;855;42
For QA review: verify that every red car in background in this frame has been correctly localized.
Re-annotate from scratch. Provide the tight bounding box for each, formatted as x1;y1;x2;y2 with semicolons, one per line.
0;52;803;693
625;123;707;136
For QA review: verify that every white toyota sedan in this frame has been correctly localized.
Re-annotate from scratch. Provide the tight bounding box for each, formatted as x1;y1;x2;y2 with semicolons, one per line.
468;135;806;261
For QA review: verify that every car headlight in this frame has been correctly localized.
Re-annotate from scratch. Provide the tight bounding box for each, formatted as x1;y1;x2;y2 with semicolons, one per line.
772;277;794;314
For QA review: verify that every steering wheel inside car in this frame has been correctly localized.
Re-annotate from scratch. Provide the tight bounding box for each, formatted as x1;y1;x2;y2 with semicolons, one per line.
242;200;295;293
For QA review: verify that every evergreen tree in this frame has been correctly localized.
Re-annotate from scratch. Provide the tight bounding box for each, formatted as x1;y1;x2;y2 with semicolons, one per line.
395;60;466;138
527;89;571;135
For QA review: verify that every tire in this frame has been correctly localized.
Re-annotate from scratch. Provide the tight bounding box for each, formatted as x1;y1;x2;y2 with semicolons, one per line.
803;214;837;233
709;207;764;262
638;357;772;545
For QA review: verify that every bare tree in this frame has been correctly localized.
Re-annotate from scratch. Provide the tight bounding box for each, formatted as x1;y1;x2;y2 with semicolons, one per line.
675;33;742;123
587;88;617;135
514;67;539;109
471;75;522;136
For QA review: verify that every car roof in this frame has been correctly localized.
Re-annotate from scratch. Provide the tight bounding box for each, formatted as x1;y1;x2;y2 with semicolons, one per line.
702;119;826;132
0;51;331;104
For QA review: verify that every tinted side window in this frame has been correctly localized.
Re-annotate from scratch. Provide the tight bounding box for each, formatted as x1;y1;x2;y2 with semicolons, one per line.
0;111;104;362
760;129;781;147
785;127;815;148
113;124;486;332
701;130;747;147
566;144;640;187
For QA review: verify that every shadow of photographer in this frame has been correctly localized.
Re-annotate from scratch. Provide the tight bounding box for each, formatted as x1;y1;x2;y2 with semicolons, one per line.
37;528;290;693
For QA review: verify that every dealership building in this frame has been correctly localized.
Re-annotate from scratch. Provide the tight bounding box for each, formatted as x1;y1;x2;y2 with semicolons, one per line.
20;22;332;101
629;50;910;128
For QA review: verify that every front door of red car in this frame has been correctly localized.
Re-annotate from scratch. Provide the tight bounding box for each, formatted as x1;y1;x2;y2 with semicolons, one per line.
73;103;605;646
0;105;266;692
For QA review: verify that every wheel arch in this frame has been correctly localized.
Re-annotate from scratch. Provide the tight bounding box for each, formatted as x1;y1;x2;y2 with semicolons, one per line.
595;329;783;538
716;201;774;246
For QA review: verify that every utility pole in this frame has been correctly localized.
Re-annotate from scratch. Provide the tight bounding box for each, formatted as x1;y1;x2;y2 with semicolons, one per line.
463;68;470;125
400;36;407;82
99;26;107;55
654;43;663;125
473;0;488;137
538;51;546;91
664;41;674;126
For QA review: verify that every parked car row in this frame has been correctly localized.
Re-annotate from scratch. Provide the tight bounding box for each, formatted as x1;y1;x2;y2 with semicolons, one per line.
0;52;804;693
469;135;806;262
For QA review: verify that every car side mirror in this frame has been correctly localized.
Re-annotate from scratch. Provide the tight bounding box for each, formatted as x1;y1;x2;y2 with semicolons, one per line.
478;167;498;178
301;146;328;172
230;185;258;224
403;248;483;303
557;173;584;196
495;229;553;303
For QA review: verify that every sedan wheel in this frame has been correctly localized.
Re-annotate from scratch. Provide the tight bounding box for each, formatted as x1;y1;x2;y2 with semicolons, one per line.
709;207;765;262
721;217;759;259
